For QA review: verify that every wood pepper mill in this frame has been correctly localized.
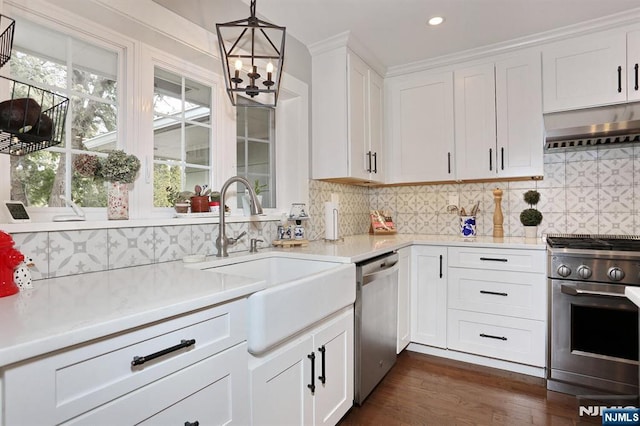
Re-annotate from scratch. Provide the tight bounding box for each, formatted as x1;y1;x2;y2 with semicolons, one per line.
493;188;504;238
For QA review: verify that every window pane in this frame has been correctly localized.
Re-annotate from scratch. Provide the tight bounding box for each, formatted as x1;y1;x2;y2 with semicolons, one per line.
247;107;270;139
10;51;67;89
247;141;270;174
154;68;182;117
185;166;208;194
154;163;183;207
72;96;118;149
186;123;210;166
185;78;211;114
10;151;61;207
71;153;106;207
154;119;182;161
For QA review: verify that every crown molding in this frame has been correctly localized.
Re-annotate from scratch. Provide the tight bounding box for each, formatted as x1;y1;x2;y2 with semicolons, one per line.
308;30;387;77
386;6;640;78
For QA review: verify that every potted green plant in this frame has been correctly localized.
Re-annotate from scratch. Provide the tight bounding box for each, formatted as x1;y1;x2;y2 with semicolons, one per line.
520;190;543;239
166;187;194;214
99;150;140;220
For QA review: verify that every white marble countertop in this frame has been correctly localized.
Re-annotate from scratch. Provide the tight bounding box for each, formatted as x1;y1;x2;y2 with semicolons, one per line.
0;233;546;368
0;262;265;367
626;287;640;308
271;234;546;264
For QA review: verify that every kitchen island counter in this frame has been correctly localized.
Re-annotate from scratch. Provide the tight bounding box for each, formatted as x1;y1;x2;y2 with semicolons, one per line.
626;286;640;308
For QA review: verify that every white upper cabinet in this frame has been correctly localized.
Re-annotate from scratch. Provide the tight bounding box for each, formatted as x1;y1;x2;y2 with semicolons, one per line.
628;30;640;102
312;46;385;183
495;51;544;178
455;51;543;180
454;62;497;180
387;70;455;183
542;29;628;112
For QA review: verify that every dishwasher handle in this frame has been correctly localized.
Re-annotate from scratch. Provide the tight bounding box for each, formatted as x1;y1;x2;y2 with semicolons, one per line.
361;255;399;285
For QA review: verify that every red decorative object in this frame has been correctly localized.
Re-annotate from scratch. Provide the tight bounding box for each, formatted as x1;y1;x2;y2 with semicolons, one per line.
0;231;23;297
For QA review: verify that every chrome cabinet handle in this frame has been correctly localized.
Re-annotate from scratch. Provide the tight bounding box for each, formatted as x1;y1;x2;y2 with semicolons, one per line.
366;151;372;173
131;339;196;366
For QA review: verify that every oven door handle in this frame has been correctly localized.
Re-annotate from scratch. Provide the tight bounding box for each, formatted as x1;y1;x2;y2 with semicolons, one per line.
560;284;626;298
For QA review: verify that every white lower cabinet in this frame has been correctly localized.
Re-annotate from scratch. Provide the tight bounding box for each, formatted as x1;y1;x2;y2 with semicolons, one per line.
3;299;249;425
396;246;411;353
250;307;354;426
409;245;547;370
446;247;547;367
410;246;447;348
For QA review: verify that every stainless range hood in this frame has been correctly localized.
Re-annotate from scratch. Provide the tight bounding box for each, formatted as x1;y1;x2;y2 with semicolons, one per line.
544;102;640;151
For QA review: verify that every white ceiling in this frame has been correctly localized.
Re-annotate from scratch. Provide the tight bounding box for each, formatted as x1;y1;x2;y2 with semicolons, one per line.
153;0;640;70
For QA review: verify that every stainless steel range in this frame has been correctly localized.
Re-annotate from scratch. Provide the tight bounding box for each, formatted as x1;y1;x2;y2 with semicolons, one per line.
547;234;639;398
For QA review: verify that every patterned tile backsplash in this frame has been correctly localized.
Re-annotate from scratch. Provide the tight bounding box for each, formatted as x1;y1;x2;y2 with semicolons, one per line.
308;146;640;240
10;220;279;280
11;145;640;281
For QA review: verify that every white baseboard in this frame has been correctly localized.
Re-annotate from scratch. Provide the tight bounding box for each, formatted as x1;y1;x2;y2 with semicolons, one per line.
406;343;547;378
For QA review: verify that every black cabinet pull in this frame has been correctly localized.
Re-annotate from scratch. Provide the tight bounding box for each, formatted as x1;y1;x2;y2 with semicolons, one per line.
500;147;504;170
479;257;508;262
635;63;639;91
618;66;622;93
373;152;378;174
447;152;451;174
439;255;443;278
318;346;326;384
489;148;493;171
307;352;316;393
131;339;196;366
480;290;508;297
185;422;200;426
480;333;507;341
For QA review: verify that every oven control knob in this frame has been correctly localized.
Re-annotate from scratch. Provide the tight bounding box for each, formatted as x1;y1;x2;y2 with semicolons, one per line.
607;267;625;281
556;264;571;277
577;265;592;279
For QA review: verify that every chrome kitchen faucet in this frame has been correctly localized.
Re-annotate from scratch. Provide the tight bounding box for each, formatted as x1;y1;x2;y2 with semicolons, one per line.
216;176;263;257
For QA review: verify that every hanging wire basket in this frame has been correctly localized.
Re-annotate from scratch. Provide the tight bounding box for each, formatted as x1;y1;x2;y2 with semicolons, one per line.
0;76;69;156
0;14;15;69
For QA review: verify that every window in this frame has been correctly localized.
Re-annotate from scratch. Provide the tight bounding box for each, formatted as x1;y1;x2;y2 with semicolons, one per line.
236;105;275;208
153;67;213;207
9;17;118;208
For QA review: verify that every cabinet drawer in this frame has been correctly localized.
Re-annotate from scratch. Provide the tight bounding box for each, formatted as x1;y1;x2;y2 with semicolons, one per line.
448;247;545;273
448;268;546;320
4;299;246;425
447;309;546;367
64;342;249;425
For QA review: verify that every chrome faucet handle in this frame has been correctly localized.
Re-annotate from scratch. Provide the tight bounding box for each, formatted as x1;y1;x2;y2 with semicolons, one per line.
250;238;264;253
228;231;247;245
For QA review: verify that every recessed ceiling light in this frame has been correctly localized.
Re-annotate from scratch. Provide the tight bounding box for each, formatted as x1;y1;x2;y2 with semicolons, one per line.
428;16;444;26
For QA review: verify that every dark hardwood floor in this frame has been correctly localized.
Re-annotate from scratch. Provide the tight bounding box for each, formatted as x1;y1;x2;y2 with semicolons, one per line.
340;351;600;425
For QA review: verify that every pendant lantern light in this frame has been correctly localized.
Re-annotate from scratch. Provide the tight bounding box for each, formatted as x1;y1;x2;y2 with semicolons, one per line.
216;0;286;107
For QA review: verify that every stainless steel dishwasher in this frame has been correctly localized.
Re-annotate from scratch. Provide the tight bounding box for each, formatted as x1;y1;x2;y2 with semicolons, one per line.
354;251;399;405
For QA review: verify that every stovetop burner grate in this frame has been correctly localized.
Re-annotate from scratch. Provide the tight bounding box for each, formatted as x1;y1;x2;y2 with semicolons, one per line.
546;233;640;251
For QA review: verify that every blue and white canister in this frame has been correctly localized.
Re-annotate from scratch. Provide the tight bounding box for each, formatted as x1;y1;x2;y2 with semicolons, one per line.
294;225;305;240
460;215;476;238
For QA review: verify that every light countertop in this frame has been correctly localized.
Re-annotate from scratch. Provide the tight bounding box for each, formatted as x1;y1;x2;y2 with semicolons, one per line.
0;262;266;367
0;233;545;368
